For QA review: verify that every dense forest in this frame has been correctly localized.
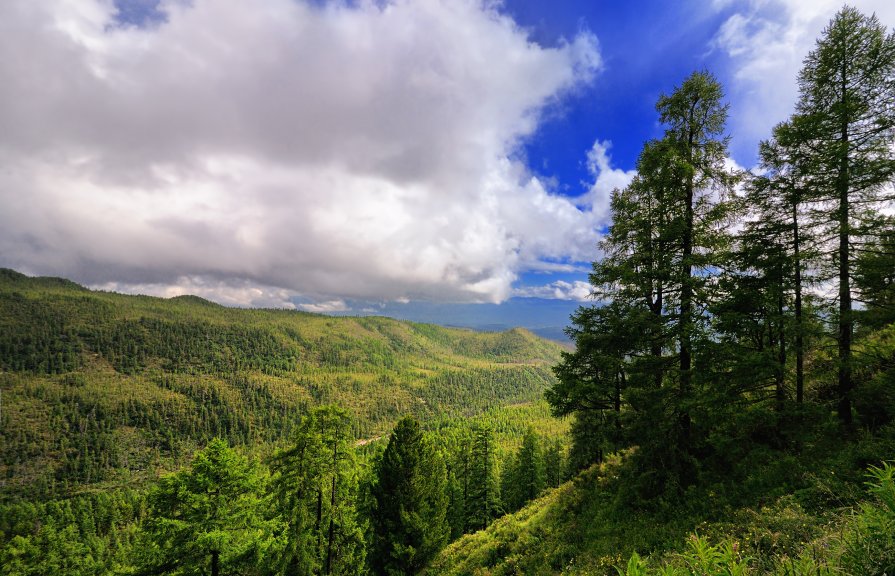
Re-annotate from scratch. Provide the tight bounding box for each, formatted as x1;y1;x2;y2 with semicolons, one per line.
0;266;569;574
3;5;895;576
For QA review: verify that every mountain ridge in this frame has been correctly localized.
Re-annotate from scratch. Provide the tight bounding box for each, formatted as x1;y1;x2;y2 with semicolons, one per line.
0;268;564;501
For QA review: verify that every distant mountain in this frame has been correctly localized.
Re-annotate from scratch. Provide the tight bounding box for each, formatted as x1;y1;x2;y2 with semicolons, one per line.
0;268;564;500
330;297;583;344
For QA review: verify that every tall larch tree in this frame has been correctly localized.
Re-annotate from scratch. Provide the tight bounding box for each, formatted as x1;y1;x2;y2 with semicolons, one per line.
655;70;739;451
750;119;824;406
137;438;275;576
795;6;895;426
271;405;365;576
550;71;738;492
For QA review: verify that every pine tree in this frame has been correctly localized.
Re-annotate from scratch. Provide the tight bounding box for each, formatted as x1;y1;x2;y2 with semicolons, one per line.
465;424;502;531
795;6;895;426
137;438;276;576
371;416;449;576
501;428;545;512
271;405;365;576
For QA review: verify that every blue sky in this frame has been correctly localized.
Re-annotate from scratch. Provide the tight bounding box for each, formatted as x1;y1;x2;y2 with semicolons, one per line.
1;0;893;334
507;1;729;172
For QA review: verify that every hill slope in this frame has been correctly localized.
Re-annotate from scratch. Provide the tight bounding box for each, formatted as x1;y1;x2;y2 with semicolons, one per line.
0;268;563;500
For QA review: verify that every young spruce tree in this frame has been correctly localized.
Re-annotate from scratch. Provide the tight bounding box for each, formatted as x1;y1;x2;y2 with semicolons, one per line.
371;416;449;576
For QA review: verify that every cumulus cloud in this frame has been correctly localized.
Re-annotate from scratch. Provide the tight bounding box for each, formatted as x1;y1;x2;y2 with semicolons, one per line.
297;299;350;313
579;140;637;221
0;0;604;305
514;280;593;301
93;276;299;309
711;0;895;160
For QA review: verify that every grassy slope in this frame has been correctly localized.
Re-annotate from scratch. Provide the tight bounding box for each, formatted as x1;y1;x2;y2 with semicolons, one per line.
0;268;564;500
428;321;895;575
428;415;895;575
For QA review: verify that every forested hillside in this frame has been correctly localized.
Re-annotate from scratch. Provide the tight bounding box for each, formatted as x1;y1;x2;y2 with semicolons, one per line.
0;267;563;499
431;6;895;575
0;268;572;574
4;4;895;576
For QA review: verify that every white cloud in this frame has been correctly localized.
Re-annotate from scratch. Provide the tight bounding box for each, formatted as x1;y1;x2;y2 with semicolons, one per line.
579;140;637;221
92;277;299;309
0;0;604;305
711;0;895;160
297;299;349;313
514;280;593;301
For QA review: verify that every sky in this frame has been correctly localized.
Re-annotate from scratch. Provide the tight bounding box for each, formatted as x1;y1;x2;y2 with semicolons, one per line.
2;0;894;332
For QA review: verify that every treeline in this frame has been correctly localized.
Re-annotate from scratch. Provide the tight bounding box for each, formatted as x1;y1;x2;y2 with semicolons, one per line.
0;406;566;575
0;273;559;380
548;6;895;501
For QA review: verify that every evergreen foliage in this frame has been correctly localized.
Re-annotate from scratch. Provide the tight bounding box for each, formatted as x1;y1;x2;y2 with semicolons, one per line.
371;416;449;575
465;424;503;532
271;405;365;575
794;6;895;426
0;271;562;501
5;6;895;576
550;70;740;495
501;427;545;513
136;438;277;576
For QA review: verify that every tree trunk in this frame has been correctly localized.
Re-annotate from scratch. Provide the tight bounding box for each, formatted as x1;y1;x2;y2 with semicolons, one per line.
793;202;804;404
776;274;786;412
614;370;623;447
837;59;853;427
652;285;664;389
326;442;338;575
316;486;323;553
679;134;695;450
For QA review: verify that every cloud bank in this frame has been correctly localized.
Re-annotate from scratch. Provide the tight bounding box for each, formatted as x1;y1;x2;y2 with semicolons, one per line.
0;0;605;306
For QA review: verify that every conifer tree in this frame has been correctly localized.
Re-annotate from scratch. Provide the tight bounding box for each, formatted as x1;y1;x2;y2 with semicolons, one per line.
465;424;502;531
371;416;449;576
567;409;608;473
855;218;895;330
137;438;275;576
552;71;738;491
271;405;365;576
655;70;739;450
543;439;566;488
443;427;474;540
501;428;545;512
548;302;632;463
758;121;815;404
795;6;895;425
